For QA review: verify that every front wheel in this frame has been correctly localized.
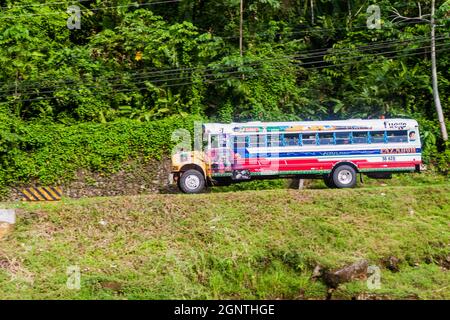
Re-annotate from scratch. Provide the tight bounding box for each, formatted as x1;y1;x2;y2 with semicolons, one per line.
179;169;206;194
323;174;336;188
332;165;357;188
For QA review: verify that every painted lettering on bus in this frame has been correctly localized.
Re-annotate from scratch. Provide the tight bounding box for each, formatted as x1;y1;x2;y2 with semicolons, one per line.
384;121;408;130
381;148;416;154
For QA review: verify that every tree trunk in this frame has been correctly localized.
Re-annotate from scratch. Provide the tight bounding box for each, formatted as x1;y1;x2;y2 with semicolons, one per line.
431;0;448;141
240;0;244;57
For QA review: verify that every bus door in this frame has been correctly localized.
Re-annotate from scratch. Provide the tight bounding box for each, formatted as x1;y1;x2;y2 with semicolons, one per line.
233;135;247;163
209;133;232;173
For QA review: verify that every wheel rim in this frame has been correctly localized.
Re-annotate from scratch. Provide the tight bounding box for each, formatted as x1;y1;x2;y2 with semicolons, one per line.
185;174;200;190
337;169;353;185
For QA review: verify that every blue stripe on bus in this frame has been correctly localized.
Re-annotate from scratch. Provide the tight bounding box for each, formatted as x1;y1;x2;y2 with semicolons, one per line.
246;148;422;158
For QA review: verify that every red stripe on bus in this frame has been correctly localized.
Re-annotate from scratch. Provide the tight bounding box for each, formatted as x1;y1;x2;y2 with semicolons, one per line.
212;159;420;173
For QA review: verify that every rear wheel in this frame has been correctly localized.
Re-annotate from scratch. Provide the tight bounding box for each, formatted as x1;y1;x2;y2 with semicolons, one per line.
179;169;205;194
332;165;357;188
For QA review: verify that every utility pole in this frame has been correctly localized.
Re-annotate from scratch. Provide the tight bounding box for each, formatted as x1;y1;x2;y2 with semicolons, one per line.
239;0;244;57
239;0;245;80
431;0;448;140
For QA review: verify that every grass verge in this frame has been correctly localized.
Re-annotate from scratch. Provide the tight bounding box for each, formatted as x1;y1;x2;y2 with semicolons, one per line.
0;184;449;299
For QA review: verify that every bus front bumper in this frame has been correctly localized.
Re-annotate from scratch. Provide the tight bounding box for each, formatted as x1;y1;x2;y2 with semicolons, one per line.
169;172;180;185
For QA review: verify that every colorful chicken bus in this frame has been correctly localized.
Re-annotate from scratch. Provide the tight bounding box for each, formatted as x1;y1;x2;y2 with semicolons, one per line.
171;119;422;193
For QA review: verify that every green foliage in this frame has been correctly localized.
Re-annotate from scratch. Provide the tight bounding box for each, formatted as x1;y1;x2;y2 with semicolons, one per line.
0;115;201;190
0;0;449;186
417;117;450;172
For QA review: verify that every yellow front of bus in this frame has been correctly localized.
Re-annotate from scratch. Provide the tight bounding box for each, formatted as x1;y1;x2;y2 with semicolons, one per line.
171;150;211;193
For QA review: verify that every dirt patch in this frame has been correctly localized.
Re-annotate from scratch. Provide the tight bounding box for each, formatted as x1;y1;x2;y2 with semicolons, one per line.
0;253;34;284
432;254;450;270
0;255;19;272
98;280;124;293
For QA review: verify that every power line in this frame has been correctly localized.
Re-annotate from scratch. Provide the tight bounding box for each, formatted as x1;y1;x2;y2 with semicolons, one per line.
0;1;446;90
1;34;446;93
207;18;449;40
2;43;448;103
1;38;447;97
8;46;449;104
290;35;448;60
305;46;450;70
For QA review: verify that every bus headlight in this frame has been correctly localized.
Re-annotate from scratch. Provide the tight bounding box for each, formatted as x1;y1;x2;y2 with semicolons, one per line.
180;153;188;162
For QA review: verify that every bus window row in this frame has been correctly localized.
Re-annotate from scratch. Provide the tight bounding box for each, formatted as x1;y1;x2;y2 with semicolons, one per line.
233;130;410;148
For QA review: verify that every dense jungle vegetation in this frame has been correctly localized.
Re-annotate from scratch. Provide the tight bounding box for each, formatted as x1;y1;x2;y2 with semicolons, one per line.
0;0;449;189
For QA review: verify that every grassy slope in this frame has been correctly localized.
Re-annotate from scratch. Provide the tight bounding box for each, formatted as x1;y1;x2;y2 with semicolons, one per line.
0;183;449;300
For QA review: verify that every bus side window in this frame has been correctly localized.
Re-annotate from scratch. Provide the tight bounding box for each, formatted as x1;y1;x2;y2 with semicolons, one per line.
234;136;246;149
248;135;257;147
284;133;299;146
210;135;220;148
302;133;316;145
248;135;265;148
352;132;368;144
371;131;385;143
318;133;334;145
267;134;281;147
387;130;408;143
220;135;228;148
335;132;351;145
233;136;246;159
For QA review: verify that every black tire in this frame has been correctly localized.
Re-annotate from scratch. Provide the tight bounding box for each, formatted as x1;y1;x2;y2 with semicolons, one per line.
332;165;357;188
179;169;206;194
323;174;336;188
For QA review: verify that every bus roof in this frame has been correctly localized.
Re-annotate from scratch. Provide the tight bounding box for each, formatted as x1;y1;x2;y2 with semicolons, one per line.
203;119;419;134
